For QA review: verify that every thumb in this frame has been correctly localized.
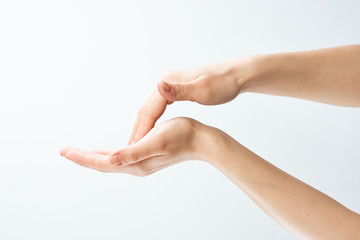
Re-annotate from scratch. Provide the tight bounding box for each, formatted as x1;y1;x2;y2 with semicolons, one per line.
110;134;164;166
157;80;198;102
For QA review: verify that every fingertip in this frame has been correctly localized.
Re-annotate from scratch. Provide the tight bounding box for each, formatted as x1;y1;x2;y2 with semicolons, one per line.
162;81;171;92
64;150;75;160
157;81;172;98
65;150;87;164
60;146;72;157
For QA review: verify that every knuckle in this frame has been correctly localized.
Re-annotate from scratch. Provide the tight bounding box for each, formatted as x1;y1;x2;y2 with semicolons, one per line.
173;83;184;97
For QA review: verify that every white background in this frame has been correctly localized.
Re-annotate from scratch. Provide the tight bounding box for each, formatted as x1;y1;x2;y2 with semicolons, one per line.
1;0;359;239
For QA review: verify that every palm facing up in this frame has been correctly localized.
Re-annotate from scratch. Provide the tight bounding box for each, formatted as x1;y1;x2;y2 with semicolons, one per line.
60;117;210;176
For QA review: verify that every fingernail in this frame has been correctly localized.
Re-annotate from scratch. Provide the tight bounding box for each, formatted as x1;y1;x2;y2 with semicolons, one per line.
163;81;171;92
110;153;121;166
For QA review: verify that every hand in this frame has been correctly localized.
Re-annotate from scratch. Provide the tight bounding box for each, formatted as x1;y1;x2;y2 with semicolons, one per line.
60;117;213;176
129;57;255;144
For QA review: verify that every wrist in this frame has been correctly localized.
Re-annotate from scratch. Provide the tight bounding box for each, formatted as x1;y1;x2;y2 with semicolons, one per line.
194;123;238;167
238;52;296;94
232;55;262;94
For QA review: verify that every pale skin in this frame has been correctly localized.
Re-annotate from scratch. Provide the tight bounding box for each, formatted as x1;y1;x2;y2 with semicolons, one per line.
60;45;360;239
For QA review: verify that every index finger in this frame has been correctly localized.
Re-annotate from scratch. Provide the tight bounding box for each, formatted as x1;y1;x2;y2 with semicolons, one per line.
128;89;168;144
60;146;112;171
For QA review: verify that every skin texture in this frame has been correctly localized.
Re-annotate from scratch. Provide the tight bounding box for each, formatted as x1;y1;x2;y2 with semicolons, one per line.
60;118;204;176
60;117;360;239
129;45;360;144
128;57;255;144
60;45;360;239
243;45;360;107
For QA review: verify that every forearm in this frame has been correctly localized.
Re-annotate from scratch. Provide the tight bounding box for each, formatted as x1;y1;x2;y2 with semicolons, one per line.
200;127;360;239
240;45;360;107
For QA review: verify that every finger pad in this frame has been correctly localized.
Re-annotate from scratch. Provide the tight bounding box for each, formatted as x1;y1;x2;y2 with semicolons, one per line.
65;151;84;162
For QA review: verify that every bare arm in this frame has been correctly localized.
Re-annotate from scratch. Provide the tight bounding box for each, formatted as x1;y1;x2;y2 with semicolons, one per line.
129;45;360;143
243;45;360;107
61;117;360;239
204;126;360;239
